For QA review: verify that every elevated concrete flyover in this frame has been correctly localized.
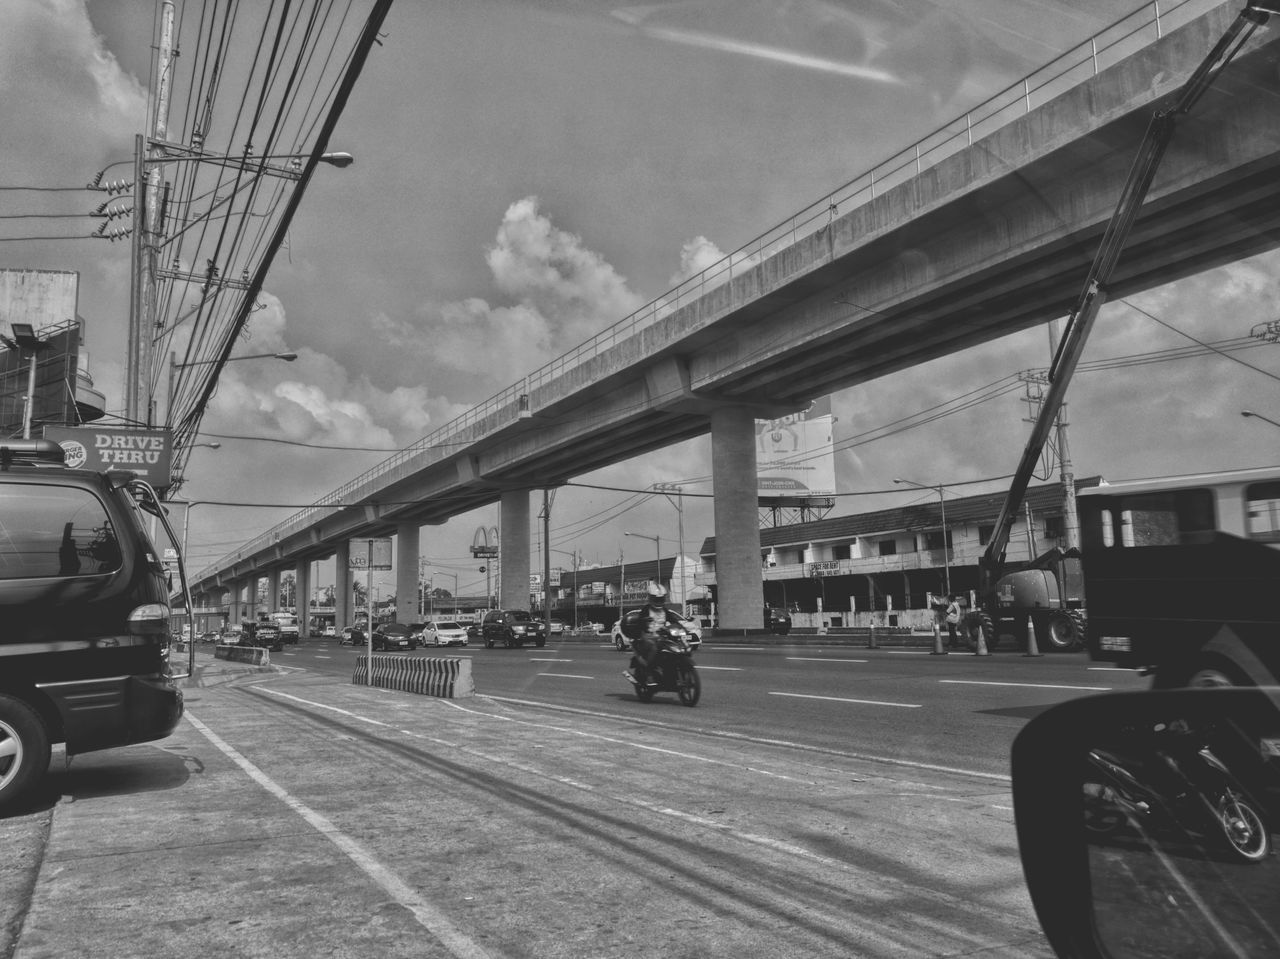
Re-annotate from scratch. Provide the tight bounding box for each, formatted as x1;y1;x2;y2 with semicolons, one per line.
193;2;1280;628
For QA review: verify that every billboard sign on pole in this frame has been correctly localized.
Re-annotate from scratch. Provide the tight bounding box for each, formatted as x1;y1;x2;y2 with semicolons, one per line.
756;397;836;498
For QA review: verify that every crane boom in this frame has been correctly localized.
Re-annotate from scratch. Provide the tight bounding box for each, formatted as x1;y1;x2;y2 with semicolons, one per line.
979;1;1277;587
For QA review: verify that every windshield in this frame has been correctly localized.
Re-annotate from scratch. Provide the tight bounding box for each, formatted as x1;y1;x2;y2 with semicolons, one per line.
435;621;461;630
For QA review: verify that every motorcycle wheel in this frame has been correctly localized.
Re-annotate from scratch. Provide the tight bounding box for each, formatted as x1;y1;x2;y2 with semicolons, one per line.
1215;791;1271;863
635;680;655;703
676;663;701;707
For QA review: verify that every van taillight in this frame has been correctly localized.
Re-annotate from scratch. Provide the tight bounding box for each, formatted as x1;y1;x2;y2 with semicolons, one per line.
128;603;171;635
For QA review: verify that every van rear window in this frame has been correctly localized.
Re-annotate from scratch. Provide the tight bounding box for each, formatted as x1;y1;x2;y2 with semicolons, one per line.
0;483;121;579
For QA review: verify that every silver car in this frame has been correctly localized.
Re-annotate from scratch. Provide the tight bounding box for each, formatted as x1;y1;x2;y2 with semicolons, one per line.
422;620;470;647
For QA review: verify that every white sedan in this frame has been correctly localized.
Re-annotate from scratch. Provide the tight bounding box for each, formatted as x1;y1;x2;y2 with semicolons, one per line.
421;620;469;647
613;609;702;651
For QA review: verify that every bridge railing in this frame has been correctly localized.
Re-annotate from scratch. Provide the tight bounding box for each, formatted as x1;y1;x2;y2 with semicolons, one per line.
203;0;1218;579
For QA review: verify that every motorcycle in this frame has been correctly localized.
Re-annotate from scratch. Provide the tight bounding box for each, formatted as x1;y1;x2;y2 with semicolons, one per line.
1083;722;1272;864
623;625;701;707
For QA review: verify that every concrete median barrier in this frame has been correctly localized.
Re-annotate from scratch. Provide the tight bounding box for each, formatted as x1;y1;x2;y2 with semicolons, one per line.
214;643;271;665
353;654;474;699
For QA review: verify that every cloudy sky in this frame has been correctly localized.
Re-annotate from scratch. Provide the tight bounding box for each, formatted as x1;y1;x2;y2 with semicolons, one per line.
4;0;1278;602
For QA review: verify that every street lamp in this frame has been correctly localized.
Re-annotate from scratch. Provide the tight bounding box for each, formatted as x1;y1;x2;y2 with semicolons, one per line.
894;477;951;595
624;531;661;588
168;350;298;423
1242;410;1280;430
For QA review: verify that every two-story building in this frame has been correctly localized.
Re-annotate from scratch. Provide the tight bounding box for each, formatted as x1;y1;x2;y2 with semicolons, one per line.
694;478;1101;630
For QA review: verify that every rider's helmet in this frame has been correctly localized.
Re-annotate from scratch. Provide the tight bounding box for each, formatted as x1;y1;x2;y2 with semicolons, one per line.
646;582;667;606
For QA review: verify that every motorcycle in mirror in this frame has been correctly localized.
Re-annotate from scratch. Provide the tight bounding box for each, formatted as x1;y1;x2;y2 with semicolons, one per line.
1082;718;1272;865
623;624;701;707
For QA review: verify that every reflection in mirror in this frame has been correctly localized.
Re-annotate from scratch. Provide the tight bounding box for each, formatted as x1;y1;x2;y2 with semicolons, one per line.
1082;712;1280;957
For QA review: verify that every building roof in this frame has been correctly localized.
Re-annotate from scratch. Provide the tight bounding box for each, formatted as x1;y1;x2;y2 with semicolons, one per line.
698;476;1104;556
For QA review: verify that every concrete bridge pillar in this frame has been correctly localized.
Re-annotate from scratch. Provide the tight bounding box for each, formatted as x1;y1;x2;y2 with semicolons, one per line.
711;405;763;631
396;523;420;624
334;541;351;629
265;569;280;615
228;580;243;624
295;559;310;635
500;489;531;610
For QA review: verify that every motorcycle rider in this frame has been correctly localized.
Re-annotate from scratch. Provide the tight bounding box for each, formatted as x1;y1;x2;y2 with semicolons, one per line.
632;582;669;685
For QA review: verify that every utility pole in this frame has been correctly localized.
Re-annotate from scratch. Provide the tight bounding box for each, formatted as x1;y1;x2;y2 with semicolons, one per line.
128;0;175;425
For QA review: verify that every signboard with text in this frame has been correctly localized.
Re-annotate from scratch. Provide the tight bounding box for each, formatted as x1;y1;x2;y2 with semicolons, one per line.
43;426;173;487
756;397;836;499
348;538;393;571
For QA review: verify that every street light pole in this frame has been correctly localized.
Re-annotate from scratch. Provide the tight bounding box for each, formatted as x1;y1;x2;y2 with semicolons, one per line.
894;477;951;596
1242;409;1280;430
624;531;662;589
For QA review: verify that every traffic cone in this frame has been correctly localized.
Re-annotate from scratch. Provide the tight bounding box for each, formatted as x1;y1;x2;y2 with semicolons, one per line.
974;619;991;657
1024;618;1044;657
931;620;948;655
868;619;878;649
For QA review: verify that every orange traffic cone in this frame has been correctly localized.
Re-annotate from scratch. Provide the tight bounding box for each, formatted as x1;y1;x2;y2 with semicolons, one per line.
1024;618;1044;657
974;619;991;657
931;620;948;655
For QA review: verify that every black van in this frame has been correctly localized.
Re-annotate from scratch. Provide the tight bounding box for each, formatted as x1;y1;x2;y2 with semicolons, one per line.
0;440;184;810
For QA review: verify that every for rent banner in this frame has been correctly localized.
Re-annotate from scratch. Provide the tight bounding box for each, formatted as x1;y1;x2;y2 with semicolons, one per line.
755;397;836;499
43;425;173;487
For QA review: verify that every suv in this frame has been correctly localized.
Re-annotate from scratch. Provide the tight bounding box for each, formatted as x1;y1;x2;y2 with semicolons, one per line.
0;439;184;810
481;609;548;648
243;620;283;651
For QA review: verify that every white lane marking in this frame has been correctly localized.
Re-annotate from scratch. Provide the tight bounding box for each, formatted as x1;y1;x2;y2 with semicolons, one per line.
768;691;921;708
885;650;929;655
697;665;742;671
529;658;573;662
1088;667;1141;672
183;710;493;959
786;657;868;663
938;679;1112;691
315;655;332;660
537;673;593;680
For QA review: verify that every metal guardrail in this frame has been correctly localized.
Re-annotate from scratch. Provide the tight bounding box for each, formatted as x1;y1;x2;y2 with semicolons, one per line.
201;0;1217;581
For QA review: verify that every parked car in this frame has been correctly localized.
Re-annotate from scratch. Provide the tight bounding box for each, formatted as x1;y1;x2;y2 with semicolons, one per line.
481;609;548;648
613;608;702;652
0;438;183;811
220;625;244;645
765;606;792;635
421;620;469;647
322;625;337;637
372;623;414;651
578;621;604;634
339;626;366;646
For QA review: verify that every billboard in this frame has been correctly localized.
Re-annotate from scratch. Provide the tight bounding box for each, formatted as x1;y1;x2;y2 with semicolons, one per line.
756;397;836;499
349;538;393;571
43;426;173;488
0;269;79;335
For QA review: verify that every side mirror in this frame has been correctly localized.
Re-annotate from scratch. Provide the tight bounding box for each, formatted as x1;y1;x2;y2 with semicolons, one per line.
1012;689;1280;958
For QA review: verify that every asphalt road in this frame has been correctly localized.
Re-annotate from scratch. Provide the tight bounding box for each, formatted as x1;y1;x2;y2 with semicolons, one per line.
0;641;1150;959
280;636;1151;776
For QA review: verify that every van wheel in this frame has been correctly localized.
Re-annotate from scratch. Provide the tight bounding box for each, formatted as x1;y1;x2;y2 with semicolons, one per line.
0;695;51;811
